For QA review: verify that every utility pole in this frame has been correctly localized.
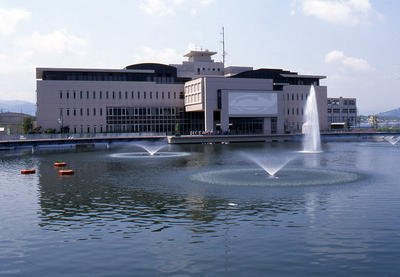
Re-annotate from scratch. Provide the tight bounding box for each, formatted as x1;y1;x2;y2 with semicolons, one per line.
221;26;226;66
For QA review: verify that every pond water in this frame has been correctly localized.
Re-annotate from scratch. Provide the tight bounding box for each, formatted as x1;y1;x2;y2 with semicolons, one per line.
0;141;399;276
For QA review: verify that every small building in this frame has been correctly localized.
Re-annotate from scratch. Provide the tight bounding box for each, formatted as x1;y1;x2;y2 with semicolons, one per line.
0;112;33;134
327;97;357;128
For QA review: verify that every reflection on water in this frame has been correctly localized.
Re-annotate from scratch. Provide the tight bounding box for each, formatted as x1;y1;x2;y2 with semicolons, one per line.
1;142;400;276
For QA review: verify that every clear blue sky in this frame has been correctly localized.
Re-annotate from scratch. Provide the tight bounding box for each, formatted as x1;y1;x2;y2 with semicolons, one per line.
0;0;398;114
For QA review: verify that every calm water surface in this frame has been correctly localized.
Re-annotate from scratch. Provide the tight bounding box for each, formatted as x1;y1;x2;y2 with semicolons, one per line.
0;142;399;276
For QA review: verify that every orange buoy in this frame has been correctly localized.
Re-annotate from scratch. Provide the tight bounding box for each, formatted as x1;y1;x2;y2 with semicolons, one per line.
54;162;67;167
21;169;36;174
58;169;74;175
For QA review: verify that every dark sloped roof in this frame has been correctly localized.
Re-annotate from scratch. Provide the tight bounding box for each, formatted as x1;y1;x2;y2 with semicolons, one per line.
125;63;177;76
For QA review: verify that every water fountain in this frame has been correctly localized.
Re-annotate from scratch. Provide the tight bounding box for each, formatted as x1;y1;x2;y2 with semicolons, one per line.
243;152;293;178
133;141;168;155
301;85;322;153
384;136;400;146
110;140;190;159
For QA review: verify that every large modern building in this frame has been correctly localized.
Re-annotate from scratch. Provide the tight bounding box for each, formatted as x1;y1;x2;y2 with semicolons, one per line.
327;97;357;128
36;50;328;135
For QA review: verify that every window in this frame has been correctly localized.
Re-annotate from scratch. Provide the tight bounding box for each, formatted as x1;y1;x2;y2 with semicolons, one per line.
93;108;96;116
297;94;299;101
119;91;121;99
87;108;89;116
168;92;170;99
100;108;102;116
100;91;102;99
66;92;69;99
156;91;159;99
73;109;76;116
292;108;294;115
131;91;134;99
60;91;62;99
144;91;146;99
80;108;83;116
292;94;294;101
80;91;82;99
287;94;289;101
113;91;115;99
125;91;128;99
287;108;289;115
150;91;152;99
174;92;176;99
162;92;164;99
137;91;140;99
106;91;109;99
73;91;76;99
87;91;89;99
296;108;299;115
66;109;70;116
301;94;303;101
93;91;96;99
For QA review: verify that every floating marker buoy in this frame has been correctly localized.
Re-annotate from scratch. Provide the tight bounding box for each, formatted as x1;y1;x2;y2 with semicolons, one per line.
58;169;74;175
21;169;36;174
54;161;67;167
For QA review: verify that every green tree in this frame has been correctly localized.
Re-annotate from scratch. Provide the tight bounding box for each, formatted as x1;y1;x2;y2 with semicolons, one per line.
368;115;379;129
22;117;33;134
345;118;351;130
175;122;180;136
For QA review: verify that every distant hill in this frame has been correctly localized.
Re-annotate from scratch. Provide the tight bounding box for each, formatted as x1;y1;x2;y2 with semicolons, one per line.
0;100;36;116
377;108;400;119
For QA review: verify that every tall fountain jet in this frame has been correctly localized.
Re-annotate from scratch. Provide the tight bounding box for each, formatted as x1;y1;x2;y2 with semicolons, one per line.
302;85;322;153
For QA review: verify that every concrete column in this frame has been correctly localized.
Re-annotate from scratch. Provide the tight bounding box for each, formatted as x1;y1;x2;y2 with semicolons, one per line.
277;92;285;134
204;109;214;133
220;91;229;132
263;118;271;135
203;78;214;133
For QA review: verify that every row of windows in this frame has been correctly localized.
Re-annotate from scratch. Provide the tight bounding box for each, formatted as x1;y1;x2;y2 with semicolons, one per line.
328;116;356;123
286;121;304;131
287;107;304;116
196;67;221;74
43;71;180;84
286;92;308;102
328;99;356;105
185;93;201;104
59;90;184;100
60;106;183;117
185;82;201;93
60;107;103;117
328;109;357;113
107;107;182;116
62;111;206;134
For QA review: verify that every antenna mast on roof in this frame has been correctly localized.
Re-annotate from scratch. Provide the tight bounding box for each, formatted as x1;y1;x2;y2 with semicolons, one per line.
221;26;226;66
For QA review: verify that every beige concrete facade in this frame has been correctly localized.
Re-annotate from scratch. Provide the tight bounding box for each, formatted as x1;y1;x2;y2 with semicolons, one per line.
283;85;328;132
327;97;357;127
36;50;329;135
37;79;184;133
